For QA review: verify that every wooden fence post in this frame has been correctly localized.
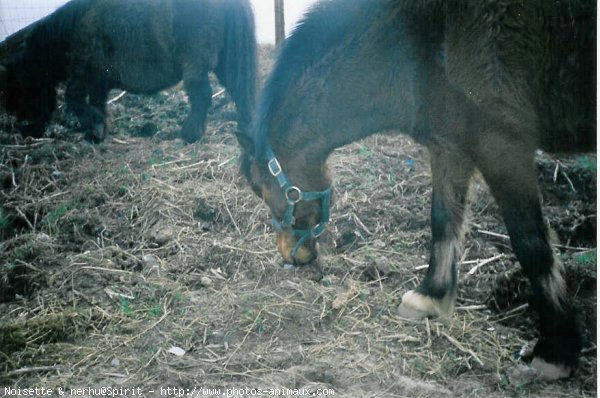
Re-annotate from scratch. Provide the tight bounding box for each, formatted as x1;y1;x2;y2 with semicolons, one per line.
274;0;285;46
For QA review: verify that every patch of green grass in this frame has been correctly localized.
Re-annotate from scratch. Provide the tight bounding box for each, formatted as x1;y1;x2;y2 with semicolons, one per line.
13;244;36;262
28;145;55;163
46;204;70;225
358;145;372;157
576;155;596;172
147;149;174;165
255;318;267;335
573;251;596;268
117;163;130;177
116;284;188;320
146;304;163;318
119;296;134;317
173;293;188;316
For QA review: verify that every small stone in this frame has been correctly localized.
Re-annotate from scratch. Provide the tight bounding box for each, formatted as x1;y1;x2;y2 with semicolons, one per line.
168;346;186;357
110;358;120;367
142;254;159;267
200;276;213;287
151;226;173;245
372;239;386;249
100;258;116;268
36;233;52;242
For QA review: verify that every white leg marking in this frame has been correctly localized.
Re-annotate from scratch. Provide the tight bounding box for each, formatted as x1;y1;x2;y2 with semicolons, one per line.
531;357;572;381
398;290;453;319
431;238;460;287
540;256;567;311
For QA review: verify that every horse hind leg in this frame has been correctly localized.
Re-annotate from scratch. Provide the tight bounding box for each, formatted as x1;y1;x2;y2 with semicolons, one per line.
181;73;212;143
474;133;580;380
20;81;57;138
399;145;474;319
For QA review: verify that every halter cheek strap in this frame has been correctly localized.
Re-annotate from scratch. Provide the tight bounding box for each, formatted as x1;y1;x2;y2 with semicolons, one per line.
265;145;332;258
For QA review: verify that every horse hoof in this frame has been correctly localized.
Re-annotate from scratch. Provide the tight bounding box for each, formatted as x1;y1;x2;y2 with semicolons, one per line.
180;126;202;144
508;359;572;384
94;123;107;141
398;290;444;319
19;122;45;138
531;357;572;380
86;123;106;142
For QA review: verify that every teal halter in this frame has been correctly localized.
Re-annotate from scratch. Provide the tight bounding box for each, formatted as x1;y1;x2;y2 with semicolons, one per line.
264;144;332;259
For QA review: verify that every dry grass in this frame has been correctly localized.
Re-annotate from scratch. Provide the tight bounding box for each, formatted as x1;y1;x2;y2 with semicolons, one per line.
0;46;596;397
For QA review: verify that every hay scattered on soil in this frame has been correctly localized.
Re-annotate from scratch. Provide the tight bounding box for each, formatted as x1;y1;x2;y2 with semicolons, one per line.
0;45;596;397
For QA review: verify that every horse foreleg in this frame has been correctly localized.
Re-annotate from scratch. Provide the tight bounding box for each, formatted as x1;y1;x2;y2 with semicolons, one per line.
86;79;109;142
474;135;580;380
181;74;212;143
399;146;473;319
65;78;88;123
65;73;109;142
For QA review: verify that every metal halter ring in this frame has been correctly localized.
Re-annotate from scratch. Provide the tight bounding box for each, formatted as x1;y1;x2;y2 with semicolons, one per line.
285;186;302;204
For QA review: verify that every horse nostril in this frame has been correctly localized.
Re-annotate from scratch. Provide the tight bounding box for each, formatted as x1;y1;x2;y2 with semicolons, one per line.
276;232;317;265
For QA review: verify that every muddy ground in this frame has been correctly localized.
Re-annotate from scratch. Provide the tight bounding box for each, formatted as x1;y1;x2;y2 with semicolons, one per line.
0;46;596;397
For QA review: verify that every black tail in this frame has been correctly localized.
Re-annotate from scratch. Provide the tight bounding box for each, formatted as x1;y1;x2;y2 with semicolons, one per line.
217;0;258;137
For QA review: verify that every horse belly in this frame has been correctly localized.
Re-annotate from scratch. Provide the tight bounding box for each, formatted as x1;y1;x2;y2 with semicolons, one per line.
114;61;181;94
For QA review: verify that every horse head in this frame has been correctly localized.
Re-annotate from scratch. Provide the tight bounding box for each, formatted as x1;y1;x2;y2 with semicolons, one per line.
239;133;332;266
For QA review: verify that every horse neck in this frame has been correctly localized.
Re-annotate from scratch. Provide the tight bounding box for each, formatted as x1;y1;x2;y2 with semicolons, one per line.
263;10;419;190
267;97;406;192
269;76;414;190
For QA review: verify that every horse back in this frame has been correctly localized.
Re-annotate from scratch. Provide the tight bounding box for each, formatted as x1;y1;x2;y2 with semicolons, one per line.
72;0;183;92
538;0;596;152
440;0;595;153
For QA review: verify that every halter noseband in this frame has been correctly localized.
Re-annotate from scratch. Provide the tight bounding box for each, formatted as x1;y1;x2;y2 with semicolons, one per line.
264;144;332;259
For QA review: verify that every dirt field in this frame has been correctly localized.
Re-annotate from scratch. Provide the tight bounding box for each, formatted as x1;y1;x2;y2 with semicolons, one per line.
0;46;596;397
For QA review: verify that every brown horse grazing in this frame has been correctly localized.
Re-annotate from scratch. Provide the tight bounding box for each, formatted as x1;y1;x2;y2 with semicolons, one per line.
0;0;257;143
240;0;596;381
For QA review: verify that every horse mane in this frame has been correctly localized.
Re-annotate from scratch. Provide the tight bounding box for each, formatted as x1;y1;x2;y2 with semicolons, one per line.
252;0;372;161
251;0;452;160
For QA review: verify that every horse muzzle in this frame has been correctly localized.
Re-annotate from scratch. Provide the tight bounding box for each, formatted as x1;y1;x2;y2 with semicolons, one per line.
276;231;318;265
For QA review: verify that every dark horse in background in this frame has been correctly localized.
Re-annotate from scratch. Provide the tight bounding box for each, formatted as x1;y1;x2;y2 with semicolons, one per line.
240;0;595;381
0;0;257;143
